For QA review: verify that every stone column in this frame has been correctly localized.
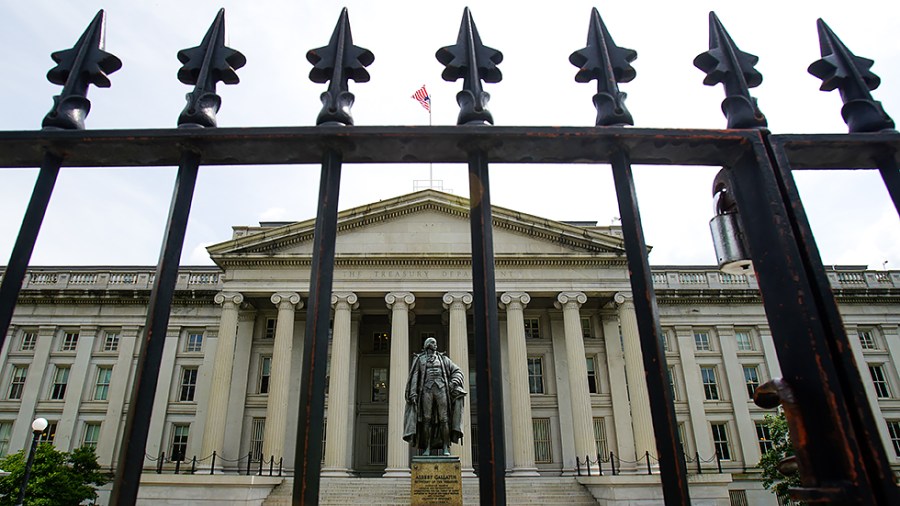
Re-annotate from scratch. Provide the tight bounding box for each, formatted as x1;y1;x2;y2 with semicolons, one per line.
57;325;97;451
11;325;54;449
444;292;475;476
555;292;596;467
98;325;139;465
500;292;539;476
615;292;657;460
718;326;760;465
262;292;302;460
600;311;637;464
384;291;415;477
200;292;244;462
323;292;358;477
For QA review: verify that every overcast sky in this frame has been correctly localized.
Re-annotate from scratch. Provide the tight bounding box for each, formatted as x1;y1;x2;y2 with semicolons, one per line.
0;0;897;270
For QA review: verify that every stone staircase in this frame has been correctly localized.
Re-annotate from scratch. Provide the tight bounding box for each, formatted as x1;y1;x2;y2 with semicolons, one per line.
263;476;598;505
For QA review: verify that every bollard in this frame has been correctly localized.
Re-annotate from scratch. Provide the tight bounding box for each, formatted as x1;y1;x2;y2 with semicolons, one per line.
174;458;181;475
586;455;591;477
576;456;581;476
191;456;197;474
646;451;651;475
157;452;164;474
246;451;252;475
696;452;702;474
269;455;274;476
597;453;603;476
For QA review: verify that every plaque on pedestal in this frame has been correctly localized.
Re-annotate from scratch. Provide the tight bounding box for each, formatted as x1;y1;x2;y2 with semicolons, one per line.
410;455;462;506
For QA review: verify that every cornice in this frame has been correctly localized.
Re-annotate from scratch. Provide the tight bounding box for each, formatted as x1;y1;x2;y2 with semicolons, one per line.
15;290;220;307
211;254;629;269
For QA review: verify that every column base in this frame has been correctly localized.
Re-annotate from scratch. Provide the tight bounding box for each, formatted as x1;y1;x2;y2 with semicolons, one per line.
461;466;476;478
382;467;411;478
320;467;352;477
508;466;540;477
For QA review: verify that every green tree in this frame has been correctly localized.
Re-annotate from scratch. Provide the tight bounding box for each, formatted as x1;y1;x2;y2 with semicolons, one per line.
759;411;801;500
0;444;110;506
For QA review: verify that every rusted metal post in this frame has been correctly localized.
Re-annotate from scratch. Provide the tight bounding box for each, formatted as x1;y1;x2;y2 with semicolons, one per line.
611;149;690;505
293;150;343;505
110;150;201;505
467;149;506;505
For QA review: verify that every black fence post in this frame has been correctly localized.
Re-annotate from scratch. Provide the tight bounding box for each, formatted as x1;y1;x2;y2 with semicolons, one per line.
269;455;274;476
156;452;164;474
597;453;603;476
174;458;181;475
258;455;263;476
695;452;702;474
716;453;722;474
210;451;216;475
646;451;651;475
246;452;251;476
576;456;581;476
191;456;196;474
278;457;283;477
610;452;616;476
586;455;591;477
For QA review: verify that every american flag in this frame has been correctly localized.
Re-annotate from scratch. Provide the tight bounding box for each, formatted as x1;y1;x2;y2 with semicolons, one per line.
411;85;431;112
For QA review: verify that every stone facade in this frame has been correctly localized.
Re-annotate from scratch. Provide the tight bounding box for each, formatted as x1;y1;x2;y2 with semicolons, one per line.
1;190;898;505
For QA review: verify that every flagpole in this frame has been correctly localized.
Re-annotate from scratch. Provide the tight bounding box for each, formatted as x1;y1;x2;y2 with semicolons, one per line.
428;93;433;186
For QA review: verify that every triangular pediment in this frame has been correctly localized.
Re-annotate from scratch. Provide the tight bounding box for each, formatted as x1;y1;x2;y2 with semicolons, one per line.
207;190;626;264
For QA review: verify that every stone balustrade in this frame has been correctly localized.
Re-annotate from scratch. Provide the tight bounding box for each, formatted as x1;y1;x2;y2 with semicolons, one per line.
0;268;224;291
650;266;898;291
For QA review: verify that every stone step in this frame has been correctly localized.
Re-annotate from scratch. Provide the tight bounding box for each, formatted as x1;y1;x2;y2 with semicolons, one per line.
263;477;598;505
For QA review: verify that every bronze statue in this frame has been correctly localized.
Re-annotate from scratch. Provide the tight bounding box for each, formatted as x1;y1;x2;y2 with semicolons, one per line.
403;337;466;456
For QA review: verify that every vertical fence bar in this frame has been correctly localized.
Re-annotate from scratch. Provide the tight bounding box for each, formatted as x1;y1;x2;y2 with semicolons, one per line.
293;149;343;506
110;150;201;506
466;149;506;506
0;152;63;348
610;150;690;505
765;135;900;503
725;134;894;504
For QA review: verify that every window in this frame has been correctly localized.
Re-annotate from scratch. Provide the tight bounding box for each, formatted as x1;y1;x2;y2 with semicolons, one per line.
662;330;670;352
743;365;760;399
94;367;112;401
102;331;120;352
250;418;265;460
50;366;70;400
171;424;190;461
729;490;749;506
694;331;711;351
887;420;900;457
185;332;203;352
258;356;272;394
264;318;277;339
8;365;27;400
371;367;388;402
581;317;592;338
368;424;387;465
524;318;541;339
37;421;58;443
471;424;479;463
527;357;544;394
61;331;79;351
667;367;678;401
711;423;731;460
756;422;774;455
586;357;598;394
533;418;552;463
373;332;390;352
19;331;37;351
859;329;877;350
869;365;891;398
179;368;198;402
701;367;719;400
735;331;753;351
82;423;101;449
592;417;608;458
0;422;11;455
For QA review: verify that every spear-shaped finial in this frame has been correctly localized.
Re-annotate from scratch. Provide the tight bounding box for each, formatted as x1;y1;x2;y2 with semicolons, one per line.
435;7;503;125
808;19;894;133
569;8;637;126
693;12;767;129
176;8;246;128
42;10;122;130
306;8;374;126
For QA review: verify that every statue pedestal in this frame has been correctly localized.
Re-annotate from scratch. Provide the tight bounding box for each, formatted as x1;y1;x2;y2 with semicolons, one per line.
410;455;462;506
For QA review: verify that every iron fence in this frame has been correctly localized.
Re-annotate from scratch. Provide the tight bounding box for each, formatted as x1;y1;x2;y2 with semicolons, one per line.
0;6;898;506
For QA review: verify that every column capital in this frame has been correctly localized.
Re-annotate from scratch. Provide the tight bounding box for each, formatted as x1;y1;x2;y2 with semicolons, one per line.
555;291;587;309
385;291;415;310
499;291;530;310
331;292;359;310
270;292;302;309
443;292;473;310
214;291;244;306
613;292;634;307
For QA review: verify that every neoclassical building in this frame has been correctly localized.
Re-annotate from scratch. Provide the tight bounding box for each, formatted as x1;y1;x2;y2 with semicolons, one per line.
1;190;898;505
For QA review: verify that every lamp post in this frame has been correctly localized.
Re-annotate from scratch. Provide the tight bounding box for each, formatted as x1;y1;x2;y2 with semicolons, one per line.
15;417;48;506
